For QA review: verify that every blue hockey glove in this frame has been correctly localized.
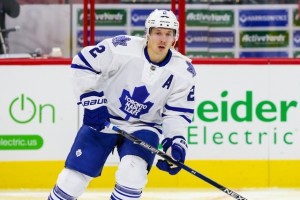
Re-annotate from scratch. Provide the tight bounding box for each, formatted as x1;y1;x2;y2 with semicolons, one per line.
80;91;109;131
156;136;187;175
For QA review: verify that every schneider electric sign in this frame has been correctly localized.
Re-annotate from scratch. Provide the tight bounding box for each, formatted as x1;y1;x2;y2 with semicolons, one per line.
187;65;300;160
190;90;295;145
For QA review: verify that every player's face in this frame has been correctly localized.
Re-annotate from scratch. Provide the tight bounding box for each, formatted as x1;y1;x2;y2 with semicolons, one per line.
147;27;176;62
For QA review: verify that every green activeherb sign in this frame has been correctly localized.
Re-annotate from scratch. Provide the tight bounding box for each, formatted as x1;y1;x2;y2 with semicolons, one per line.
131;30;145;37
293;51;300;58
77;9;127;26
293;9;300;26
186;9;234;27
240;31;289;48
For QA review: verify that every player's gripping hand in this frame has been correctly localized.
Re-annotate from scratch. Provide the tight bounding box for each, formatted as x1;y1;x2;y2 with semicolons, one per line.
156;136;187;175
80;91;109;131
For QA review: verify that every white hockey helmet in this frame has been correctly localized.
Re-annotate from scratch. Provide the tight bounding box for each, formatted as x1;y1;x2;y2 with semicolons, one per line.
145;9;179;41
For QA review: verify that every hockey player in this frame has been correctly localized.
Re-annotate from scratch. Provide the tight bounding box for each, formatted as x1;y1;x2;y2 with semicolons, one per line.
48;9;196;200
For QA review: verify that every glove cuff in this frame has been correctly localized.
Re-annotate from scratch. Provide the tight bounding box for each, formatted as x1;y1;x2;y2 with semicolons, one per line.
172;136;188;150
80;91;109;131
161;136;187;152
161;137;172;152
80;91;108;110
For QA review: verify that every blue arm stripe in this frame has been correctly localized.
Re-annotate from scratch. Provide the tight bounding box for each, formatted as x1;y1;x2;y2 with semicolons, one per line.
80;91;104;100
78;51;93;69
165;104;194;114
180;115;192;123
162;113;192;123
71;64;99;74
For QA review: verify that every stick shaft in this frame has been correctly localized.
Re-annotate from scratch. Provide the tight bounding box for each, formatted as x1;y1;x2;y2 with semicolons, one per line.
104;122;248;200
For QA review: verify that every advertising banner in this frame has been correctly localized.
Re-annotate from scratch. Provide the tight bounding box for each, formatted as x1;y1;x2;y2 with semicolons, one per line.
1;64;299;162
69;4;300;57
189;65;300;160
239;51;288;58
239;9;288;27
186;30;235;48
293;30;300;47
240;30;289;48
186;9;234;27
0;66;78;161
5;4;300;58
77;30;127;48
186;51;234;58
77;9;127;26
293;9;300;26
131;9;156;27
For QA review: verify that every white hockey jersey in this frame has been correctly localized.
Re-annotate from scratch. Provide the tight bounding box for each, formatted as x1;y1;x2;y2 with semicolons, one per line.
71;35;196;139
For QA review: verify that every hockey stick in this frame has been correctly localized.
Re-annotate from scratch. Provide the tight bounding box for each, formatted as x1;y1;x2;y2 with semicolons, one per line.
104;121;248;200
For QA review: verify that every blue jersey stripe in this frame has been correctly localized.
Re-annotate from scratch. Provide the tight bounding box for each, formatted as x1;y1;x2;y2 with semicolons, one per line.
180;115;192;123
71;64;99;74
78;51;93;69
162;113;192;123
165;104;194;114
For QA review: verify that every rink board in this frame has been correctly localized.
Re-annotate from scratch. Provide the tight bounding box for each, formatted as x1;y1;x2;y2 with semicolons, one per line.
1;59;300;189
0;160;300;189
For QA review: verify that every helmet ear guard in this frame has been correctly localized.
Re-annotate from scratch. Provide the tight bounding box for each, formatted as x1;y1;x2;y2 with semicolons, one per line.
145;9;179;42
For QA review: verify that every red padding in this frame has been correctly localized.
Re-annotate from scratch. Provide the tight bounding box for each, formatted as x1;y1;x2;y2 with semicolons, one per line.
192;58;269;65
0;58;300;66
192;58;300;65
0;58;72;66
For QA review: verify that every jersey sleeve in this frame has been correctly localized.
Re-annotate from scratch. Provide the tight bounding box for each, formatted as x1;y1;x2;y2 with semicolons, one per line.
70;39;115;101
162;63;196;140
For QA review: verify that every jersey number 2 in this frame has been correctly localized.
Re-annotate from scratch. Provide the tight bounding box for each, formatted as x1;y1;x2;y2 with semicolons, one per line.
187;85;195;101
89;45;105;58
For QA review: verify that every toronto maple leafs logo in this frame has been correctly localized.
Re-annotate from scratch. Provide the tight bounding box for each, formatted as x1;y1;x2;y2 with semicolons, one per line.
112;35;131;47
119;86;154;120
186;61;196;77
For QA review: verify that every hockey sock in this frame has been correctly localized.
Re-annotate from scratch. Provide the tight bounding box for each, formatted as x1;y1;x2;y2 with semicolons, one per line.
48;184;77;200
110;183;142;200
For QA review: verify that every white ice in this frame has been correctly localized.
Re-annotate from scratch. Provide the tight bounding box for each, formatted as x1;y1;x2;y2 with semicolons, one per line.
0;188;299;200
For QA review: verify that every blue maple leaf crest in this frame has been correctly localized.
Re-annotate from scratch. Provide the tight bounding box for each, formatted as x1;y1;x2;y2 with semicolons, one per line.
112;35;131;47
119;86;154;120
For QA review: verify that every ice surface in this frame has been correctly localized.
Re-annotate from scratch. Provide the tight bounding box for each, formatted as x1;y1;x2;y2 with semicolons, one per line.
0;188;299;200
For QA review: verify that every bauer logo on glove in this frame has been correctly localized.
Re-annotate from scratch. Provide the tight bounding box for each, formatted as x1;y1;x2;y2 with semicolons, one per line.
79;91;110;131
80;91;108;110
